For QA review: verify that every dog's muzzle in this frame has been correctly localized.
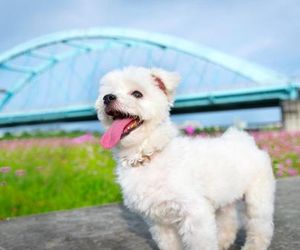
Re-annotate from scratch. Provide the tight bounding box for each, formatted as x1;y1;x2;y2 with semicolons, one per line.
103;94;117;105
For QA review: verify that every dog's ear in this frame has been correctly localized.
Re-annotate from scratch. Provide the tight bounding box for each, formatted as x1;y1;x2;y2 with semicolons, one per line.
150;68;180;105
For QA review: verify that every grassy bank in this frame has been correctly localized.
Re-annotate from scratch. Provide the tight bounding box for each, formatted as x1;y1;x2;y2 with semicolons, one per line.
0;135;121;219
0;130;299;219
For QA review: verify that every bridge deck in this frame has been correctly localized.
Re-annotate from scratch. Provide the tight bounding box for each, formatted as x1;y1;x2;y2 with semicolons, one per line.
0;83;299;127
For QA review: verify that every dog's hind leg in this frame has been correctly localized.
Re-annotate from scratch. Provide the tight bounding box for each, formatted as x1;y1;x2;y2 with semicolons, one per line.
216;203;238;249
242;170;275;250
149;223;182;250
177;198;218;250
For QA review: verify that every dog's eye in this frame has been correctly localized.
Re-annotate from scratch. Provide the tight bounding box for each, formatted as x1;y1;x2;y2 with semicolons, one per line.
131;90;143;98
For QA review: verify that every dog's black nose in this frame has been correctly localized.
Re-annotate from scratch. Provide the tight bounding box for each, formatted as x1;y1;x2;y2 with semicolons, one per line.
103;94;117;105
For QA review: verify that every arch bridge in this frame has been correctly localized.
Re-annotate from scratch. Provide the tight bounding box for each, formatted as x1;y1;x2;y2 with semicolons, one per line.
0;28;299;129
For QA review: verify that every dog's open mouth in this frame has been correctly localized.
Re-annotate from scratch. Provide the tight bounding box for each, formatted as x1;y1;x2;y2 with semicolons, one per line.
110;111;143;137
100;110;143;149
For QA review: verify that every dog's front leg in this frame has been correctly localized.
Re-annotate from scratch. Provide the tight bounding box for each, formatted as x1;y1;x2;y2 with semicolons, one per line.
149;223;182;250
178;200;218;250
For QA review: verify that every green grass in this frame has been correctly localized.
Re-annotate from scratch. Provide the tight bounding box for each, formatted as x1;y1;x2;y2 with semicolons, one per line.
0;136;121;220
0;129;100;140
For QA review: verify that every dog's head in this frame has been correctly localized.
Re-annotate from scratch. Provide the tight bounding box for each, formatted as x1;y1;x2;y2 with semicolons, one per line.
95;67;180;149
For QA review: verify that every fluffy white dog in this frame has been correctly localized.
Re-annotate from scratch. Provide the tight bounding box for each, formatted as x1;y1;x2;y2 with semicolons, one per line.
95;67;275;250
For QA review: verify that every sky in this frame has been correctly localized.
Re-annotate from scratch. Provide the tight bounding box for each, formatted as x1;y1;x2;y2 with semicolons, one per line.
0;0;299;129
0;0;299;77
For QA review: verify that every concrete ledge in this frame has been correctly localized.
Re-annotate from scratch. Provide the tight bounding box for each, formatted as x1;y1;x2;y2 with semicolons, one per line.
0;177;299;250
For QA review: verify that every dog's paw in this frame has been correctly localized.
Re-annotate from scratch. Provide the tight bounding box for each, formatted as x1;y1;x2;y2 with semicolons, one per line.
218;226;237;250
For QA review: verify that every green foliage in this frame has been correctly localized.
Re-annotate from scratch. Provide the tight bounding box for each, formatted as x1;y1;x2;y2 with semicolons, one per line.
0;137;121;220
0;130;101;140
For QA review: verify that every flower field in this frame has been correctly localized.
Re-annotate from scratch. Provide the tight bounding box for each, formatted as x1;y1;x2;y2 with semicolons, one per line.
183;127;300;178
0;129;299;219
252;131;300;177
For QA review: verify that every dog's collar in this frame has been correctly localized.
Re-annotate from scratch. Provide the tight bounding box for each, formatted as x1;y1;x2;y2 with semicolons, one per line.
120;149;161;168
118;120;177;168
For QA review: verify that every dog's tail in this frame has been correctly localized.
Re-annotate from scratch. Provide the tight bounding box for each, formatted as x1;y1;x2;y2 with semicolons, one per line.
222;127;255;144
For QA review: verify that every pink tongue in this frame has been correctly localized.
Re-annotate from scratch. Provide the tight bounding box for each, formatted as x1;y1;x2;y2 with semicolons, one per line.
100;118;133;149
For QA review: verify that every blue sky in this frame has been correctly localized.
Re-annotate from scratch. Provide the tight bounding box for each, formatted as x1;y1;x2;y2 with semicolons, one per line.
0;0;299;128
1;0;299;77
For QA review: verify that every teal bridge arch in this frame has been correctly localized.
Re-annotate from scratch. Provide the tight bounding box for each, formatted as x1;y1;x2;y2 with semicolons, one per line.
0;28;299;127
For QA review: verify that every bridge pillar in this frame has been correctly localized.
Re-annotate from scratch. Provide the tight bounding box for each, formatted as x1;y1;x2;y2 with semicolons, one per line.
281;100;300;131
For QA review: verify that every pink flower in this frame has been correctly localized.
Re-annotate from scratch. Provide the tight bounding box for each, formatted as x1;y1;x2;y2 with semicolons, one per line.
276;170;284;177
295;146;300;154
0;166;11;173
285;159;292;165
277;164;284;170
15;169;26;177
184;126;195;136
71;133;94;144
286;168;298;176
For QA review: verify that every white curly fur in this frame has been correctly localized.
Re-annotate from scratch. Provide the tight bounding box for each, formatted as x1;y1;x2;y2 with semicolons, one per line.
96;67;275;250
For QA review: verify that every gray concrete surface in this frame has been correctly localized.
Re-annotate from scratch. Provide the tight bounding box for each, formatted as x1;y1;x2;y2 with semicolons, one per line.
282;100;300;130
0;177;299;250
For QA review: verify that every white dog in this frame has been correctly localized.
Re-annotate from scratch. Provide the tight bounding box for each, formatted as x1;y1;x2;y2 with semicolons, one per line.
95;67;275;250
